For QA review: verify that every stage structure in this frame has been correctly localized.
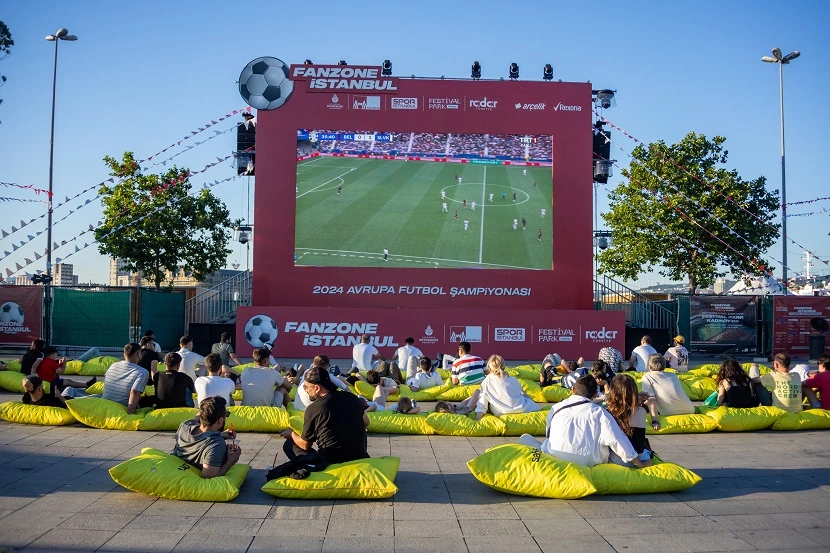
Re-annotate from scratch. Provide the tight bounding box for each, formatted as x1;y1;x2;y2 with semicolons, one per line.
236;58;624;359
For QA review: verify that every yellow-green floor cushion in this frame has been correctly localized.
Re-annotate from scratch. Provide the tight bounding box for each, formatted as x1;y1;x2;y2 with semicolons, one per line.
367;411;434;435
500;409;549;436
682;376;718;401
85;381;105;395
434;384;480;402
0;401;77;426
225;405;289;432
466;444;596;499
542;385;571;403
63;359;85;375
353;380;435;402
0;370;50;393
260;456;400;499
517;379;546;403
647;413;718;435
590;460;702;494
700;406;786;431
426;412;506;436
771;409;830;431
137;407;198;431
507;364;542;381
79;356;120;376
64;397;151;430
6;359;22;372
109;447;250;501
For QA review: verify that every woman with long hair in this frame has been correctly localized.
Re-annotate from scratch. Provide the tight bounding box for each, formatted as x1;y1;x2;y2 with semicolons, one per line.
716;359;758;408
21;339;46;376
605;374;649;457
475;354;539;420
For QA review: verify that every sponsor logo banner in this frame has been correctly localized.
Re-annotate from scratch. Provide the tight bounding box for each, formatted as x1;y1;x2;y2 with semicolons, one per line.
289;64;399;93
428;97;461;110
326;94;344;110
537;327;575;343
391;97;418;110
0;286;42;345
468;97;498;111
495;328;525;342
450;326;482;342
352;95;382;110
584;327;619;344
514;102;546;111
773;296;830;355
551;102;582;112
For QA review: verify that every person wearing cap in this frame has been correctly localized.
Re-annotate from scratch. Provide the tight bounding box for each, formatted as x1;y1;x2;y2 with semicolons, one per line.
144;330;162;353
21;375;67;408
630;335;658;373
173;396;241;478
663;335;690;372
279;365;369;476
240;347;292;407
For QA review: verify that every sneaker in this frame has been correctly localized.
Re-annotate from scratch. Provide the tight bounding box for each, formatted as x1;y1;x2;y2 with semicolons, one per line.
289;468;310;480
85;378;97;388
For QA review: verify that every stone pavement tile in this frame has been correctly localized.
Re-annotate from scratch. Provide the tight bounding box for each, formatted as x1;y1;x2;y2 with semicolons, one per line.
59;512;137;531
710;514;788;531
394;537;466;553
0;527;51;550
586;515;666;535
393;519;463;537
171;533;253;553
124;514;200;533
97;531;185;553
650;515;725;534
671;531;756;552
142;498;213;516
81;496;156;515
191;517;264;535
567;497;645;519
325;518;394;537
459;519;530;537
796;528;830;547
523;517;596;536
258;518;329;536
24;528;116;551
628;500;702;516
321;536;394;553
767;512;830;530
0;508;13;520
535;534;616;553
330;500;393;519
734;529;822;550
509;498;584;520
267;502;334;520
0;494;38;510
0;509;75;543
465;536;541;553
203;502;272;518
603;533;689;553
452;502;519;520
248;536;324;553
393;501;456;520
21;489;106;513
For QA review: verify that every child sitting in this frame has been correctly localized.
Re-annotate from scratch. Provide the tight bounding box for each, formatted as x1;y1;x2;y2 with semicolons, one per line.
390;397;421;414
36;346;95;396
434;389;481;415
406;357;444;391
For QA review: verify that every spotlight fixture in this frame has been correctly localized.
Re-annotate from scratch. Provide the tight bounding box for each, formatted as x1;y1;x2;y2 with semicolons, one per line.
542;64;553;81
508;62;519;80
338;60;347;65
593;89;616;109
304;59;313;65
471;61;481;80
382;59;392;76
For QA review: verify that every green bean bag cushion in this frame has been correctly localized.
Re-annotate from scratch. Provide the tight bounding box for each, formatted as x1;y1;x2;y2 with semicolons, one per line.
6;359;22;372
590;460;702;494
224;405;289;433
466;444;596;499
62;359;85;375
288;413;304;434
260;456;400;499
771;409;830;431
687;364;719;377
507;364;542;380
138;408;198;431
367;411;434;435
231;389;243;402
79;356;120;376
353;380;435;402
646;413;717;435
425;412;506;437
0;401;77;426
434;384;480;402
683;376;718;401
64;397;150;430
542;385;571;403
85;381;105;395
436;368;451;380
742;363;773;376
109;447;250;502
699;405;786;432
0;370;49;393
517;379;546;403
500;409;549;436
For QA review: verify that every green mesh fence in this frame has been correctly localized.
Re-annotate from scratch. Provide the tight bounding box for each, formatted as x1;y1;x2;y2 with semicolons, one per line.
52;288;131;348
140;290;185;351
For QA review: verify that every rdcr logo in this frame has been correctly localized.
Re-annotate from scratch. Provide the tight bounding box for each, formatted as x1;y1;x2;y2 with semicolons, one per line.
585;327;618;340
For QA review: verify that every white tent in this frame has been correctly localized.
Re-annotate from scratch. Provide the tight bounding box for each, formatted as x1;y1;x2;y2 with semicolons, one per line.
726;275;785;295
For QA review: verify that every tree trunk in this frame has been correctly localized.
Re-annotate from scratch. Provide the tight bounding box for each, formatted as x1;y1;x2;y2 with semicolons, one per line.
688;273;697;295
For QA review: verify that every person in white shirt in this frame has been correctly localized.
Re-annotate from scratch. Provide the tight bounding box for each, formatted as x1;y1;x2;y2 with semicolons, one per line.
512;218;518;230
518;375;651;468
352;334;383;372
471;201;476;211
442;202;448;213
177;335;206;381
642;354;695;429
463;219;469;231
489;193;494;202
195;354;237;406
394;337;423;381
540;208;546;218
475;355;539;419
630;335;658;372
441;190;446;200
240;348;292;407
293;355;349;412
663;335;690;372
406;357;444;390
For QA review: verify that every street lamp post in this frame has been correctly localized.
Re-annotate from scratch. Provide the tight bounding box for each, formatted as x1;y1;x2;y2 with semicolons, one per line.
761;47;800;291
44;28;77;343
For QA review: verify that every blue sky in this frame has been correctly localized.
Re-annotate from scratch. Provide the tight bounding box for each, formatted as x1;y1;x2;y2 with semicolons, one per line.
1;0;828;287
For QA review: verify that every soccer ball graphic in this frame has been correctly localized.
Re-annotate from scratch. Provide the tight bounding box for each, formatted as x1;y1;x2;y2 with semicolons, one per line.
244;315;278;348
0;302;24;324
238;57;294;111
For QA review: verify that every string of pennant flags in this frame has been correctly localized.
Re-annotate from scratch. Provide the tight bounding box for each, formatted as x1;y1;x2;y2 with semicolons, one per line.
0;197;48;204
0;182;52;197
788;206;830;218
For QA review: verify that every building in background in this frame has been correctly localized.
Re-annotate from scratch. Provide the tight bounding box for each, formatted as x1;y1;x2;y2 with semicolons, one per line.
108;258;241;289
12;263;77;286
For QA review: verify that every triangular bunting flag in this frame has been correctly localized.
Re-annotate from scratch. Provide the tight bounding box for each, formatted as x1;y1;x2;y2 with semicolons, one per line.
25;272;32;279
85;198;91;205
61;240;67;245
88;225;93;231
34;253;41;260
24;258;32;265
15;262;23;270
5;269;12;277
3;250;9;256
54;258;61;264
211;120;218;124
12;244;19;251
19;220;25;227
74;245;80;252
11;226;17;232
1;230;8;238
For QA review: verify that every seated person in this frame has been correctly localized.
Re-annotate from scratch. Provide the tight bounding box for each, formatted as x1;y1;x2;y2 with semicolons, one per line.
518;375;651;468
475;354;540;420
406;357;444;391
363;369;399;408
36;346;95;396
663;335;690;372
442;341;486;386
372;360;404;385
591;360;615;401
434;390;481;415
394;337;424;381
240;347;292;407
103;343;150;414
803;355;830;410
152;352;197;409
561;361;590;389
194;353;237;406
293;356;349;412
605;374;652;464
220;365;241;387
641;354;695;430
750;352;803;414
715;359;759;408
352;333;383;372
21;375;66;408
137;336;161;377
540;353;564;387
172;396;241;478
390;397;420;414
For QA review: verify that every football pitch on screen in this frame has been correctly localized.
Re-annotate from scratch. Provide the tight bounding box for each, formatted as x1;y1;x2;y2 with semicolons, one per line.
294;158;553;270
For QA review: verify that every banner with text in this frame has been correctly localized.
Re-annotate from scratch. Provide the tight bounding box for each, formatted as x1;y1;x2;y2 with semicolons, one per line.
236;306;624;361
773;296;830;355
0;286;43;345
690;296;757;354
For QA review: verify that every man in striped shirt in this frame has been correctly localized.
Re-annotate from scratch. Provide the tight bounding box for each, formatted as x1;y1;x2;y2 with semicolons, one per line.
449;342;486;386
102;343;149;414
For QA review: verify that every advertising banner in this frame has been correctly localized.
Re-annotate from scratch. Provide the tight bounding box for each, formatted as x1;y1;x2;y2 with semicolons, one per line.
689;296;757;353
773;297;830;355
236;306;625;361
0;286;42;345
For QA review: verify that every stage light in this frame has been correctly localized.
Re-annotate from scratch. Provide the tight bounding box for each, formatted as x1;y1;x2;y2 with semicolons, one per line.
471;61;481;80
594;89;616;109
304;59;313;65
509;62;519;80
382;59;392;76
338;60;347;65
542;64;553;81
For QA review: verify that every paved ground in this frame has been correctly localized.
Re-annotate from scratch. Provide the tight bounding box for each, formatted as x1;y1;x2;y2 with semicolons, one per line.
1;385;829;553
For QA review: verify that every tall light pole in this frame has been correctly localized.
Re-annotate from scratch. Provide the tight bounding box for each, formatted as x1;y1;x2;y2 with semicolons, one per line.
761;47;800;291
44;28;77;343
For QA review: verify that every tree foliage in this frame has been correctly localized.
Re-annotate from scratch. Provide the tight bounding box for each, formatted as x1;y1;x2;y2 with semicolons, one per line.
95;152;232;289
0;21;13;121
597;132;780;294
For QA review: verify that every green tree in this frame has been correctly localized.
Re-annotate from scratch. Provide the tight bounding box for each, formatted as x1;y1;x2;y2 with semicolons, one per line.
95;152;232;289
0;21;13;122
597;132;780;294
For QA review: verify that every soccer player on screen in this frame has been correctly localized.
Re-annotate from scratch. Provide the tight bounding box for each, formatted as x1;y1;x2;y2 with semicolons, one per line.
522;217;527;230
454;210;459;221
523;169;527;176
512;192;517;203
502;192;506;201
463;219;469;231
533;181;537;188
458;176;462;185
489;193;494;203
442;202;448;213
538;229;543;241
441;190;446;200
337;184;342;195
383;248;389;261
513;219;518;230
462;199;467;209
471;201;476;211
541;208;547;218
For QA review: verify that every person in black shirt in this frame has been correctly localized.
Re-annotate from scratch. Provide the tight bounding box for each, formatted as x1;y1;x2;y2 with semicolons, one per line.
21;339;46;376
279;365;369;475
152;352;196;409
137;336;161;377
22;375;66;408
716;359;759;408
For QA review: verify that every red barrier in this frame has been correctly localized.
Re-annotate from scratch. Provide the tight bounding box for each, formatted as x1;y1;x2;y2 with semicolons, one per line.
773;296;830;355
0;285;42;345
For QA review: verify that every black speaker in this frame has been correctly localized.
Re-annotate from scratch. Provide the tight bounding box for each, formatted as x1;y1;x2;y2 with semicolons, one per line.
593;128;611;163
237;122;256;175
